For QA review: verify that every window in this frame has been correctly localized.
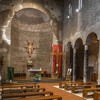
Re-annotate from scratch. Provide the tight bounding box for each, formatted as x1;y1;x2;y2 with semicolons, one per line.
69;3;72;16
76;0;82;12
79;0;82;10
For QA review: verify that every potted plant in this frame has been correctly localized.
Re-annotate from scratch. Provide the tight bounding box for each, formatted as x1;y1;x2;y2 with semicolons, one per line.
34;74;41;82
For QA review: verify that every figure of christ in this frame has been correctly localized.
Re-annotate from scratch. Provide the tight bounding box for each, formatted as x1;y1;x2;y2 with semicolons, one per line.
25;40;34;57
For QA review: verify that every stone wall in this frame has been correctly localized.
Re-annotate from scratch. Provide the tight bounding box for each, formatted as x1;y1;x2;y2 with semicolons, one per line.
63;0;100;77
0;0;63;80
10;18;53;77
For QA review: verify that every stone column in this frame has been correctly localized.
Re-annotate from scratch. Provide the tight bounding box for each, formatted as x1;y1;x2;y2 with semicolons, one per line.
72;48;76;81
98;40;100;84
83;44;88;83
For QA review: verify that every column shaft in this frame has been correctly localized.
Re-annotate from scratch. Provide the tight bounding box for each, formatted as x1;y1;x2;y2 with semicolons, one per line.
98;40;100;84
72;48;76;81
83;44;88;83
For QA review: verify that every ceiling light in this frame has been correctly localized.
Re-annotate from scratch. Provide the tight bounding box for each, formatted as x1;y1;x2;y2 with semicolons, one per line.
67;16;70;19
76;9;79;12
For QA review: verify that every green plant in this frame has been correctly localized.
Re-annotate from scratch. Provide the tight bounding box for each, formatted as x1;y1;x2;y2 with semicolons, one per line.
34;74;41;80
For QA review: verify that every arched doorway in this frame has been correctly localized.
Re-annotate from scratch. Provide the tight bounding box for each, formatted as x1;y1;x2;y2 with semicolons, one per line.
74;38;84;80
67;42;73;71
65;42;73;80
86;33;99;82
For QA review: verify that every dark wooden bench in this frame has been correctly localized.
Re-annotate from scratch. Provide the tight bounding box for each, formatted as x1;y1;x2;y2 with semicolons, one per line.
16;95;62;100
2;91;53;99
59;81;68;88
64;81;83;90
71;83;98;93
83;86;100;98
71;84;92;93
94;92;100;100
3;87;45;94
2;84;40;89
2;82;37;85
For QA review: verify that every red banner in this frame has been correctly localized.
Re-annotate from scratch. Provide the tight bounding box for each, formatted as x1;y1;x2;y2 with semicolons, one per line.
52;44;62;77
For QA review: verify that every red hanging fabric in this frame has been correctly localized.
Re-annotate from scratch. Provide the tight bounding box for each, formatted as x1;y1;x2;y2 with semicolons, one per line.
52;44;62;77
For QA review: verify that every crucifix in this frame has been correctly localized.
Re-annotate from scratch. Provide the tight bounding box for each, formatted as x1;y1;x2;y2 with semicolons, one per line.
51;46;63;77
25;40;35;57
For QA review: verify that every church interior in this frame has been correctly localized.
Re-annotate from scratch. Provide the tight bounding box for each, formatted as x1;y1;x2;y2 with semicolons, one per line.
0;0;100;100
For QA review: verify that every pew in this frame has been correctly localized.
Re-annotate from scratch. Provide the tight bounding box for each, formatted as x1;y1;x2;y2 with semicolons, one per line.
83;87;100;98
16;95;62;100
71;84;92;93
64;81;83;90
59;81;68;88
59;80;83;89
94;92;100;100
3;87;45;94
2;84;40;89
2;91;53;99
71;82;98;93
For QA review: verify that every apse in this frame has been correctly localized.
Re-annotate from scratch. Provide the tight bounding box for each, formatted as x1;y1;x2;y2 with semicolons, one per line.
10;8;53;76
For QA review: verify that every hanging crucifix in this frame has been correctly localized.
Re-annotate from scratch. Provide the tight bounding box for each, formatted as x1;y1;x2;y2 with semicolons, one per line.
25;40;35;57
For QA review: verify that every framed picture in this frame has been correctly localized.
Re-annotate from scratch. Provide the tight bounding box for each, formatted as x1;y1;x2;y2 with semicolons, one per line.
67;68;72;76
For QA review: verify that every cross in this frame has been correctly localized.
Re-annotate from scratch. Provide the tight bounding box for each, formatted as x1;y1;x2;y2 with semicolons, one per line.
51;47;63;74
25;40;35;57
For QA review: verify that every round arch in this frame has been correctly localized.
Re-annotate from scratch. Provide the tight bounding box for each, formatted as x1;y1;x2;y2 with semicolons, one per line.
1;1;60;45
64;41;73;80
74;38;84;80
86;32;98;45
86;32;99;82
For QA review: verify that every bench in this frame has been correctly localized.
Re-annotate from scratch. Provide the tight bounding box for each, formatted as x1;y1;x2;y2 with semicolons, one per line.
3;87;45;94
94;92;100;100
14;73;26;80
83;87;100;98
16;95;62;100
59;81;82;88
71;83;97;93
2;91;53;99
64;81;83;90
2;82;37;86
2;84;40;89
59;81;68;88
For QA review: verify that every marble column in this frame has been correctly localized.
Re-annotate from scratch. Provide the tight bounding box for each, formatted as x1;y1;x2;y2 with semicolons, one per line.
83;44;88;83
72;48;76;81
98;40;100;84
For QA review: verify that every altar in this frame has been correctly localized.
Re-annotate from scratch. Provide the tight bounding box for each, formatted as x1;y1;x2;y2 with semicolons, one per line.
28;68;42;77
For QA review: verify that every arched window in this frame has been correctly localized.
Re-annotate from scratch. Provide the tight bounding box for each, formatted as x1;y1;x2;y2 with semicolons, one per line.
69;3;72;16
76;0;82;12
78;0;82;10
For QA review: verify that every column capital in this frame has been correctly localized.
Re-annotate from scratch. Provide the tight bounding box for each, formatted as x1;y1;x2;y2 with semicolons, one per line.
73;48;76;53
84;44;88;50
